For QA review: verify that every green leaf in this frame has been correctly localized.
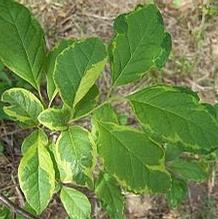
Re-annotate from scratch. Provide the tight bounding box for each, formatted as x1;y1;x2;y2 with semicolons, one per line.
60;186;91;219
21;129;47;154
128;85;218;152
74;85;99;118
168;159;208;182
54;126;95;188
91;104;119;142
0;0;46;89
38;107;71;131
93;104;119;124
110;4;171;86
18;129;55;214
166;177;187;208
118;114;128;125
46;39;74;101
1;88;43;126
95;121;171;192
0;206;11;219
54;37;107;108
0;103;8;120
165;144;184;162
95;173;124;219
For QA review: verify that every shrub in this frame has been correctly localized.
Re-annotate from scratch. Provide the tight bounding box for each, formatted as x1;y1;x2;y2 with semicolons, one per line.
0;0;217;218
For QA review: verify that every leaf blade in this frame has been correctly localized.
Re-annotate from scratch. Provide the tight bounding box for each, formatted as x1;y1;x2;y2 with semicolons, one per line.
18;130;55;214
110;4;171;86
96;121;171;193
60;186;91;219
95;173;124;219
46;39;74;100
0;0;46;89
38;107;71;131
54;126;95;188
1;88;43;126
54;38;107;108
128;85;218;152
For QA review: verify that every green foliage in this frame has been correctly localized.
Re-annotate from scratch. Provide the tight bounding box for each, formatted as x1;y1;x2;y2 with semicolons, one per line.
0;206;11;219
54;38;107;108
0;0;46;90
18;129;55;214
1;88;43;127
166;177;187;208
128;85;218;153
54;126;95;188
0;1;218;218
109;4;171;86
38;106;71;131
168;159;208;182
95;172;124;219
46;39;74;101
95;121;170;192
60;186;91;219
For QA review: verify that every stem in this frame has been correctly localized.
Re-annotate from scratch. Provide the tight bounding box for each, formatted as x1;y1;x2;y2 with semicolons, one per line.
106;85;114;99
37;85;47;108
69;95;126;124
48;91;58;108
0;194;38;219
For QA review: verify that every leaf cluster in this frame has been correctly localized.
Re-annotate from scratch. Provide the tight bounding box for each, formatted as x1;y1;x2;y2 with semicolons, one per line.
0;1;218;218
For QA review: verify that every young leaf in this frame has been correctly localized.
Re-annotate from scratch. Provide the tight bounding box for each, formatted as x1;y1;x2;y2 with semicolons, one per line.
74;84;99;118
168;159;208;182
21;129;47;154
46;39;74;101
54;37;107;108
60;186;91;219
166;177;187;208
109;4;171;86
165;143;184;162
18;130;55;214
91;104;119;142
38;107;71;131
128;85;218;152
95;173;124;219
54;126;95;187
93;103;119;124
95;121;171;192
1;88;43;126
0;0;46;89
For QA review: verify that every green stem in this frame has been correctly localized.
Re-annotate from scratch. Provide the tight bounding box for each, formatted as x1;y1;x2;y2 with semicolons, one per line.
37;86;46;107
69;95;126;124
106;84;114;99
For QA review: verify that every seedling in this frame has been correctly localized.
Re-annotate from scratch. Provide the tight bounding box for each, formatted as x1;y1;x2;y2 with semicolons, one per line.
0;0;218;218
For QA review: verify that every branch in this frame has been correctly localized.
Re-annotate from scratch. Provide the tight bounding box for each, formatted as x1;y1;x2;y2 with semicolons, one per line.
0;194;38;219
